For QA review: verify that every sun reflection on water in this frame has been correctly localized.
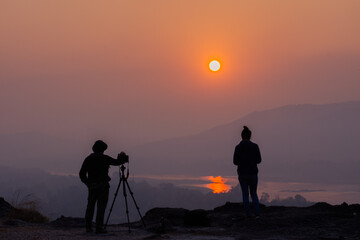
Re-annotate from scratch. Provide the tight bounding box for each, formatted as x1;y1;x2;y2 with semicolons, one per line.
205;176;232;194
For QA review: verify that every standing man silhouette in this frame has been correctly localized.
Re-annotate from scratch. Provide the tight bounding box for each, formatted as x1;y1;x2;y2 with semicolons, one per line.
79;140;128;233
233;126;262;218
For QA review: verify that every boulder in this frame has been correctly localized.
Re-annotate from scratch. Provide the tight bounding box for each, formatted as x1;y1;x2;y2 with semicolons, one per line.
0;197;13;218
184;209;210;227
143;207;189;227
49;216;85;228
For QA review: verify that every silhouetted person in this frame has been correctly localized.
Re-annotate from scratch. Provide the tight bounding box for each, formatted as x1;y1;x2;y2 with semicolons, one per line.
79;140;128;233
233;126;262;218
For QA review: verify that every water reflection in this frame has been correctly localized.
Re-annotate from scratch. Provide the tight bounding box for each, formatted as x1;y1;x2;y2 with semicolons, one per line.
132;175;360;203
204;176;232;194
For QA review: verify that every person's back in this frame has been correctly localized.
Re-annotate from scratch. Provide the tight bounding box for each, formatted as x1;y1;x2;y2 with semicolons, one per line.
80;152;114;185
233;140;261;176
233;126;262;218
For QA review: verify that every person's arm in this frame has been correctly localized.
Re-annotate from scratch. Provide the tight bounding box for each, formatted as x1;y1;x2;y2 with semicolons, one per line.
233;145;241;165
104;152;128;166
79;160;89;185
255;145;262;164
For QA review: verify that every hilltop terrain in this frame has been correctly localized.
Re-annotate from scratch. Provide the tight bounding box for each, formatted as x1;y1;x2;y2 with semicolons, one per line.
1;198;359;240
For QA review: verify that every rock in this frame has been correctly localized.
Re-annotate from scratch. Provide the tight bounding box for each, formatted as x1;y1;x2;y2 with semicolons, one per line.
0;197;13;218
213;201;265;213
143;207;189;227
3;218;27;226
141;207;190;233
213;201;243;212
49;215;85;228
2;201;360;239
145;217;174;233
183;209;210;227
309;202;333;210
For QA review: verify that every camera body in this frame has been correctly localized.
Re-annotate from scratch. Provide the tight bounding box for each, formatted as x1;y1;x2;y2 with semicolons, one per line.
117;152;129;163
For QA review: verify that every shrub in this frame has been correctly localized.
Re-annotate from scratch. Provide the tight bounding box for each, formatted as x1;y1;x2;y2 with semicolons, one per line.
8;207;49;223
9;191;49;223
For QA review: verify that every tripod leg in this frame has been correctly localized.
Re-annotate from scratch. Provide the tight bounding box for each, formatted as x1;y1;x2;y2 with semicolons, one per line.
124;180;146;228
122;178;131;233
104;178;122;229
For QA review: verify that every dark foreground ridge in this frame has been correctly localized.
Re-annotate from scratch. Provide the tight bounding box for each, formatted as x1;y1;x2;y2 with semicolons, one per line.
138;202;360;239
1;198;359;240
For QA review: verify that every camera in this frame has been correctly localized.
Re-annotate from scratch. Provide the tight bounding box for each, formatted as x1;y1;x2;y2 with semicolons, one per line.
117;152;129;163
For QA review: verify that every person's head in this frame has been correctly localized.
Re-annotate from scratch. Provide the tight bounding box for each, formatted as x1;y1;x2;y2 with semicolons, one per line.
241;126;252;140
92;140;108;153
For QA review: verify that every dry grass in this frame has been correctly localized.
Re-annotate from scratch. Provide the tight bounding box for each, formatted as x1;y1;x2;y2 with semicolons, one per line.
8;191;49;223
11;191;40;210
8;208;49;223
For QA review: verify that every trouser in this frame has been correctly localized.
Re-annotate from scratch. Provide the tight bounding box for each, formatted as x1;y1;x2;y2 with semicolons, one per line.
85;183;109;230
238;175;260;216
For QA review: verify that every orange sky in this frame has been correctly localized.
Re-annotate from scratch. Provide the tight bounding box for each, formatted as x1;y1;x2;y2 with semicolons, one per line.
1;0;360;146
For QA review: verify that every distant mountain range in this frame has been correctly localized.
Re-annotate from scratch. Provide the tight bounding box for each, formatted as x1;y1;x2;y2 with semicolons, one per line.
129;101;360;184
0;131;84;172
1;101;359;185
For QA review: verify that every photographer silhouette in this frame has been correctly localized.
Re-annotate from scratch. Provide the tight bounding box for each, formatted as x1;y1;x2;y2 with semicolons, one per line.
79;140;128;234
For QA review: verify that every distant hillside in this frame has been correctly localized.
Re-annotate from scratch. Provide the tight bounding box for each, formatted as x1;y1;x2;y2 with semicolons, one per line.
1;101;359;185
0;132;85;172
130;101;360;184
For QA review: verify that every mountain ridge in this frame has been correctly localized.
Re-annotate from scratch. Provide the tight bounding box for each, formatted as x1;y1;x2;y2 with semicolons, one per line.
130;101;360;184
1;100;359;184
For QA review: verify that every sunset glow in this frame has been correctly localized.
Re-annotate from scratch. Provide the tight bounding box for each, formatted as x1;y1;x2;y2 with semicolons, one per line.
205;176;231;194
1;0;360;212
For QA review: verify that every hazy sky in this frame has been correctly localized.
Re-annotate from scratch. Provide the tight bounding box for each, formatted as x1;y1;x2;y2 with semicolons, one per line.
1;0;360;146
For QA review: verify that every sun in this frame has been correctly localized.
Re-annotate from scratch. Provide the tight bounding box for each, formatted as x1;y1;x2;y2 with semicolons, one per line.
209;60;221;72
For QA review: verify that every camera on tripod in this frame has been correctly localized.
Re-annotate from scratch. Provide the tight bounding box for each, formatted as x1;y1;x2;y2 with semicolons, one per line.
117;152;129;163
106;151;145;232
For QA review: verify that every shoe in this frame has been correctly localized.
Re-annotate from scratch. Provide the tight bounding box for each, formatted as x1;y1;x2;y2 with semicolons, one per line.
255;215;261;219
96;228;108;234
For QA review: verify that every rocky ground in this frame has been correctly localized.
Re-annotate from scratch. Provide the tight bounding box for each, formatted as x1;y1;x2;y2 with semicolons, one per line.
1;198;359;240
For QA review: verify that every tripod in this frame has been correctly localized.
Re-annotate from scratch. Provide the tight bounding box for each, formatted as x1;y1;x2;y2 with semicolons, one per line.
104;164;146;232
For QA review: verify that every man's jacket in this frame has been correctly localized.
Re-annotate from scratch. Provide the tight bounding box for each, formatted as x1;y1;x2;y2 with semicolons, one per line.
79;153;123;185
